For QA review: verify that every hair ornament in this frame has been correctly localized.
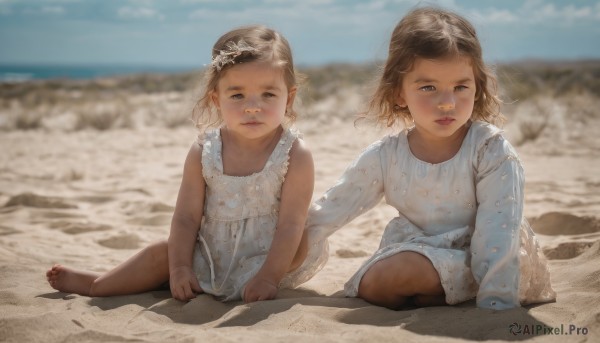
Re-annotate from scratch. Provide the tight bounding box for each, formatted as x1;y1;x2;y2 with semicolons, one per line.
211;40;259;71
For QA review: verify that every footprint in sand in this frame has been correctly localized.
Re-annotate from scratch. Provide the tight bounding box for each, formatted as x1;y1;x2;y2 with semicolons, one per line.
543;242;596;260
37;211;85;219
48;221;112;235
121;201;174;215
0;225;22;236
531;212;600;259
74;195;115;204
97;233;141;249
529;212;600;235
336;249;369;258
3;193;77;209
149;202;175;213
126;214;172;226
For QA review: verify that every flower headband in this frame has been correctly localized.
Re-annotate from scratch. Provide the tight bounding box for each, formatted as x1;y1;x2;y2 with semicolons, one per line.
211;40;259;72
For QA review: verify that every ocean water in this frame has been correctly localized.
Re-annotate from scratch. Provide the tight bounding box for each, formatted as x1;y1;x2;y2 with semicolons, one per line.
0;64;201;82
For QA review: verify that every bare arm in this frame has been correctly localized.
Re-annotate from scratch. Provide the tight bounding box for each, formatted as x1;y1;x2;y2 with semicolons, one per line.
168;142;206;301
243;139;314;302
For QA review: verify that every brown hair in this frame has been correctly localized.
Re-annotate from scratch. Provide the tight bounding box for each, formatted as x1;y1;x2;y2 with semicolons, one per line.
192;25;302;130
363;6;504;128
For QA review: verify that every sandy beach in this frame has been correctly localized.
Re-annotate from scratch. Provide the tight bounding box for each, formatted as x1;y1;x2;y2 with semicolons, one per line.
1;67;599;342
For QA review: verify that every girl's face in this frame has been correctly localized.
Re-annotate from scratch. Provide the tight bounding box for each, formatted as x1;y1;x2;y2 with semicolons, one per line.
396;55;476;141
211;60;296;140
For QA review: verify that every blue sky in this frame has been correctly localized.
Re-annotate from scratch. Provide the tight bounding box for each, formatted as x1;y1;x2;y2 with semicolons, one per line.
1;0;599;67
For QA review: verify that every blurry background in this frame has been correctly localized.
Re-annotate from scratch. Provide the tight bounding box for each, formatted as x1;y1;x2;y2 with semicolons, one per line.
2;0;600;70
0;0;599;145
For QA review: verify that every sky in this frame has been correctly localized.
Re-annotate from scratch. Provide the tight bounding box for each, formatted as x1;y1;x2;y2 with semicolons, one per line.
1;0;599;68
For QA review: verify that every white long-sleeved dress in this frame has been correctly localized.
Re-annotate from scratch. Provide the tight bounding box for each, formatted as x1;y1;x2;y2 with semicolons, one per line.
306;121;556;310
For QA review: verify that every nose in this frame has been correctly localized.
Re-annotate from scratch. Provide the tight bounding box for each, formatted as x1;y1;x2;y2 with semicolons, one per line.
244;100;261;114
438;92;455;112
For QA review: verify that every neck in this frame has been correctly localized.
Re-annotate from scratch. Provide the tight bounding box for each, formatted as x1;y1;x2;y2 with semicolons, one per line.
408;124;469;164
219;126;284;176
221;126;283;153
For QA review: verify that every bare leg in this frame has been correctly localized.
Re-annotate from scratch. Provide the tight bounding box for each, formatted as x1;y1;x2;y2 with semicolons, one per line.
357;251;445;310
46;240;170;297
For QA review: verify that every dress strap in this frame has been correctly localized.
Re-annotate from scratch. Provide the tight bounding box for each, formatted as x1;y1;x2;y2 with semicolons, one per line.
199;128;221;180
265;127;300;177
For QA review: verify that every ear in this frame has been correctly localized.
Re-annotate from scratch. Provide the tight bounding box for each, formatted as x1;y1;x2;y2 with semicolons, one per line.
394;88;407;107
210;90;220;110
286;86;297;109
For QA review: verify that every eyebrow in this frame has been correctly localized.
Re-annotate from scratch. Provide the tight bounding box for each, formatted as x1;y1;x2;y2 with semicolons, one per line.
225;85;282;92
413;77;474;84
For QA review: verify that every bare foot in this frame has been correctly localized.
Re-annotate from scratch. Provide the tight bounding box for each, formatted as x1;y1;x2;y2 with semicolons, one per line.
46;264;100;296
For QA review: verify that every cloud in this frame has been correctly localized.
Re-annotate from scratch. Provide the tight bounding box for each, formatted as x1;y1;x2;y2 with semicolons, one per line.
469;0;600;26
129;0;156;5
180;0;221;3
189;8;221;19
188;1;397;25
562;4;593;20
117;6;165;21
470;8;518;24
530;2;600;23
41;6;65;15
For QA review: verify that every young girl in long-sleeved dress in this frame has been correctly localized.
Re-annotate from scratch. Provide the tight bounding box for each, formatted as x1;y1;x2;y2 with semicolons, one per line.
305;7;556;310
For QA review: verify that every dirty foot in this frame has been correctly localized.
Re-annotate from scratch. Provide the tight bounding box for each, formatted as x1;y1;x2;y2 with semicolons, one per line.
46;264;99;296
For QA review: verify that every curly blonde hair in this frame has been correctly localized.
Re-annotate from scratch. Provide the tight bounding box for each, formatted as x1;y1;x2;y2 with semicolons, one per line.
192;25;302;131
363;6;504;128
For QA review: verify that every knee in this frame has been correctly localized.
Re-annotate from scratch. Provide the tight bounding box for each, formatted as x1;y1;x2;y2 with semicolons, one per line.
146;240;169;265
359;252;441;297
401;252;443;295
357;261;386;300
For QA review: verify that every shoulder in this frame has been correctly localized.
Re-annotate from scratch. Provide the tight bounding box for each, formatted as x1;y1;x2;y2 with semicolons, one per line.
283;137;314;190
185;141;204;171
284;126;312;164
468;121;503;144
358;130;406;160
468;121;522;174
288;137;314;169
196;128;219;150
465;121;516;156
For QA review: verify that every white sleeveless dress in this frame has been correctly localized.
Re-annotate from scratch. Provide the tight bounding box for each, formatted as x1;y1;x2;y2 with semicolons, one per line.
192;127;328;301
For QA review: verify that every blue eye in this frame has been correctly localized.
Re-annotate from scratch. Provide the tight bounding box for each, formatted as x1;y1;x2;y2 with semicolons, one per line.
455;85;468;91
420;85;436;92
230;94;243;100
263;92;276;98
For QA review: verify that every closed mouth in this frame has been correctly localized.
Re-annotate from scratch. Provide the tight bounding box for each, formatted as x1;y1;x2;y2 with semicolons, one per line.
435;117;455;124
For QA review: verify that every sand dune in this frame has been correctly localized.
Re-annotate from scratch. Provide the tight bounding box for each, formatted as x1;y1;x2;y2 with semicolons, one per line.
1;100;599;342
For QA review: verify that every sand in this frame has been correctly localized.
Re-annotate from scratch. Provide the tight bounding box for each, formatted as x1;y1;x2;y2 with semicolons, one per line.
1;115;599;342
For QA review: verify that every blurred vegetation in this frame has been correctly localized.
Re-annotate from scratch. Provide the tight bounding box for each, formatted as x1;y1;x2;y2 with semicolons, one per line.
300;63;379;101
0;60;598;133
496;59;600;101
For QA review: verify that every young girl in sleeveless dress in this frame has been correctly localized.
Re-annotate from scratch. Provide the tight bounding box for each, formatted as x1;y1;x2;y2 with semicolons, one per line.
47;25;328;303
305;7;556;310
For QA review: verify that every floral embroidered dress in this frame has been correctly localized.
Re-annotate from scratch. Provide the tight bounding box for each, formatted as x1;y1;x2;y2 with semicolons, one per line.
306;121;556;310
192;127;328;301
